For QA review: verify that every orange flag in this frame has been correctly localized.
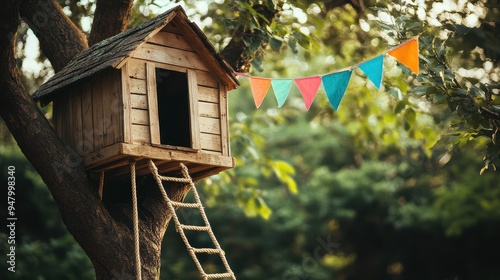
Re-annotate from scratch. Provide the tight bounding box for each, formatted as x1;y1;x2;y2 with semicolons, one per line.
388;38;419;75
249;77;272;108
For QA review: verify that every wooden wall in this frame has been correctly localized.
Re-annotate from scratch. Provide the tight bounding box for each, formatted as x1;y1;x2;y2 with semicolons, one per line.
53;69;123;156
123;23;229;156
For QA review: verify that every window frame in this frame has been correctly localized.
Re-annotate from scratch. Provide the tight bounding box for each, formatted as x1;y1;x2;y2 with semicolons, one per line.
146;62;200;150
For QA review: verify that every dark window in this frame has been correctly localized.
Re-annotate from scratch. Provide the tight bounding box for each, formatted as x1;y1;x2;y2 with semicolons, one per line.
155;68;191;147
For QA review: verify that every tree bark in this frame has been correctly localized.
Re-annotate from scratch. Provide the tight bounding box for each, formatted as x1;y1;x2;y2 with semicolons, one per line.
19;0;88;72
88;0;134;46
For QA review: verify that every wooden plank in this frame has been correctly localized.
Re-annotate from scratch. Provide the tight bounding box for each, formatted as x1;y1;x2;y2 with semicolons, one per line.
199;102;219;118
92;75;105;150
121;143;233;167
187;69;201;150
128;59;146;79
130;78;147;94
121;64;132;143
154;61;187;74
101;71;114;147
147;62;160;145
132;124;150;143
200;133;222;152
198;86;219;103
131;108;149;125
71;87;84;154
81;82;94;154
133;43;209;71
149;31;194;51
199;117;221;135
161;23;182;34
130;94;148;109
82;143;124;169
196;71;219;88
111;70;124;143
219;83;230;156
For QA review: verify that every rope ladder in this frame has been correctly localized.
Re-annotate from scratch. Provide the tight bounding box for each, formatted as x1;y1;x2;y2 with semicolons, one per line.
148;160;236;280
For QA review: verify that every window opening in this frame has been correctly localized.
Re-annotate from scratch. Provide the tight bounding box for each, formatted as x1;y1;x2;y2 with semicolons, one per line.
155;68;191;147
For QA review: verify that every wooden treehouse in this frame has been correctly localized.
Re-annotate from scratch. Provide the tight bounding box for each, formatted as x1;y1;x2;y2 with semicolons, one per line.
33;6;239;182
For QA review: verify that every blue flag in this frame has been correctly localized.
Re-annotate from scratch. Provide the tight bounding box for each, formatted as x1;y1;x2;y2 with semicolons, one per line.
322;70;353;110
358;55;384;89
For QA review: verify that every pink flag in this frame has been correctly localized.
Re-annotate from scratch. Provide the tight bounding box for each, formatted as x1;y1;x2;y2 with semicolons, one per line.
249;77;272;108
294;76;322;110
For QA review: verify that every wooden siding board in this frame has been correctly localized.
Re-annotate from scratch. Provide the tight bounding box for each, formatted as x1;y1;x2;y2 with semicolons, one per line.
111;70;124;143
133;43;209;71
121;64;132;144
128;59;146;79
132;124;150;143
219;83;230;156
199;102;219;118
81;82;94;154
92;75;105;150
71;87;84;154
198;86;219;103
131;108;149;125
187;69;201;150
196;71;219;88
199;117;221;135
130;94;148;109
130;78;147;94
146;63;160;145
200;133;222;152
149;31;194;51
101;71;114;147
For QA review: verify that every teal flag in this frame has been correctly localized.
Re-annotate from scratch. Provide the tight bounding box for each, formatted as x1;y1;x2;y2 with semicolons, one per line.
358;55;384;89
322;70;353;110
271;79;293;107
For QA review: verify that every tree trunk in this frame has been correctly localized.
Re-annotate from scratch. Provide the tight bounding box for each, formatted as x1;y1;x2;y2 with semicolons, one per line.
2;1;190;279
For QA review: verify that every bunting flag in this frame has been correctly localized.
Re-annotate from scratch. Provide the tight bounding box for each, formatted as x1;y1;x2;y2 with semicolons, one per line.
295;76;322;110
249;77;271;108
271;79;293;107
388;38;419;74
358;55;384;89
235;37;420;111
322;70;353;110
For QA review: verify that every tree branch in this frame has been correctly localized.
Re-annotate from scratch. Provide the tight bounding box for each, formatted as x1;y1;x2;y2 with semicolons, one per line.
19;0;88;72
88;0;134;46
220;4;277;72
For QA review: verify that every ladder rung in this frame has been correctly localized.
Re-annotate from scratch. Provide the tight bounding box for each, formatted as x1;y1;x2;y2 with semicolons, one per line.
170;201;200;208
158;175;191;183
191;248;222;254
180;224;210;231
204;272;234;279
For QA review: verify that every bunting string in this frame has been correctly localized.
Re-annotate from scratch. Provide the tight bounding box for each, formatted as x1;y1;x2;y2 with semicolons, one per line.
235;37;419;111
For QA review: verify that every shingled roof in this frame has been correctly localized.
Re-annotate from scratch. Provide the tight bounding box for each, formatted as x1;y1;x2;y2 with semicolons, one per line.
32;6;238;104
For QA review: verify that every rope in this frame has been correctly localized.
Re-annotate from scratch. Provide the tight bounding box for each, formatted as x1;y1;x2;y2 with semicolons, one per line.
131;160;142;280
148;160;236;280
98;170;104;201
148;160;207;276
180;164;235;277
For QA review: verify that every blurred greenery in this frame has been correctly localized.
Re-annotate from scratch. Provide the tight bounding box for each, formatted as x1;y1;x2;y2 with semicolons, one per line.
1;0;500;279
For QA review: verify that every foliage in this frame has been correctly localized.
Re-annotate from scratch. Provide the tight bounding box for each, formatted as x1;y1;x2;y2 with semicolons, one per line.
0;147;94;279
370;0;500;172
